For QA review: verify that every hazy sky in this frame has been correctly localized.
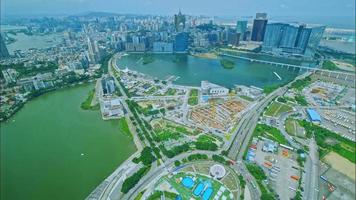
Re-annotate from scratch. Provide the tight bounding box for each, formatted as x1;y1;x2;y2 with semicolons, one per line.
2;0;355;17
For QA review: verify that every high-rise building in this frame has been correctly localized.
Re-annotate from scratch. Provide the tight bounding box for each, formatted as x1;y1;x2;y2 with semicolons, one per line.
251;13;268;42
236;20;247;41
295;27;312;53
279;25;299;48
227;30;240;46
256;13;267;19
174;10;186;32
174;32;189;53
263;23;314;54
0;34;10;59
153;42;173;53
87;37;97;63
263;23;285;49
308;26;326;48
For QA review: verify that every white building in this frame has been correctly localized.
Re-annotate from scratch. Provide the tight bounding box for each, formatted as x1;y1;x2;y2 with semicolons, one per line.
200;81;229;103
201;81;229;96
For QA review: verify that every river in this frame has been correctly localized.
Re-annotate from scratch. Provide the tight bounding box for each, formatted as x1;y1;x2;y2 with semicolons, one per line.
0;84;136;200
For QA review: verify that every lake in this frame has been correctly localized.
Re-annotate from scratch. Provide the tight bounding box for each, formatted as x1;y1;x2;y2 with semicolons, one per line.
0;84;136;200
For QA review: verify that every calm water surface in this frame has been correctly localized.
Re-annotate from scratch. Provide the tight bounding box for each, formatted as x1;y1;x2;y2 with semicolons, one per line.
117;54;305;88
1;84;136;200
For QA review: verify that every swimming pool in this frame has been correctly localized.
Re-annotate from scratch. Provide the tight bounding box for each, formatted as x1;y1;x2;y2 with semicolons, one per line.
202;187;213;200
193;182;205;196
181;177;195;189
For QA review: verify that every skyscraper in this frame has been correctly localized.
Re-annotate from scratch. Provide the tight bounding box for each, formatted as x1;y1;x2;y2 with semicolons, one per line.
251;13;268;42
263;23;285;49
236;20;248;41
263;23;313;54
279;25;299;48
0;34;10;59
308;26;326;48
295;27;312;53
174;32;189;52
174;10;186;32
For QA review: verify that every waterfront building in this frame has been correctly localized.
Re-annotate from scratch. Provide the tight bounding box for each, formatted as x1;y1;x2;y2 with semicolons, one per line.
201;81;229;103
236;20;248;41
174;32;189;53
279;25;299;49
308;25;326;48
0;34;10;59
251;13;268;42
263;23;314;54
101;97;124;119
174;10;186;31
152;42;173;53
294;26;312;54
101;76;116;95
125;43;146;52
262;23;285;50
227;31;240;46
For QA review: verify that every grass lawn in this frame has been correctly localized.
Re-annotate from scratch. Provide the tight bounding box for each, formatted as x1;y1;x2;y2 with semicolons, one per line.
299;120;356;163
254;124;288;145
188;89;199;106
156;130;182;141
165;88;177;96
81;89;99;110
285;118;296;136
163;172;233;200
239;95;254;102
118;117;133;138
265;102;293;117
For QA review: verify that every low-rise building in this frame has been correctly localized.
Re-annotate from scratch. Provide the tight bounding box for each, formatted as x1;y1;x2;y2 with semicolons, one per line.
201;81;229;103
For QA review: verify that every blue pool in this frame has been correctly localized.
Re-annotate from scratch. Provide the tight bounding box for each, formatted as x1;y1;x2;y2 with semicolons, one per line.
193;183;205;196
202;187;213;200
181;177;195;189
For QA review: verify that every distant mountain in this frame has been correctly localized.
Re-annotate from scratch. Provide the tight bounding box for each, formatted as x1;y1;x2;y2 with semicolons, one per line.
72;11;120;17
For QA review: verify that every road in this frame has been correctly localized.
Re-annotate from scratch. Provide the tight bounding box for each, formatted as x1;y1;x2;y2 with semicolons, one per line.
226;72;312;199
304;138;319;200
122;150;219;200
278;111;301;149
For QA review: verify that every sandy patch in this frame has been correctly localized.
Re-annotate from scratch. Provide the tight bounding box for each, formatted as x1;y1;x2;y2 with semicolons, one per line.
333;60;355;72
323;152;355;180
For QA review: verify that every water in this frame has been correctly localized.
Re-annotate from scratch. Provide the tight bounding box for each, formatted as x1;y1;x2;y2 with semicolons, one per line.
117;54;305;88
0;84;136;200
6;32;64;54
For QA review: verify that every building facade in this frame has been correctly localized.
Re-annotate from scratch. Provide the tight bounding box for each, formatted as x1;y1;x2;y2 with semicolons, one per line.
236;20;248;41
174;32;189;53
0;34;10;59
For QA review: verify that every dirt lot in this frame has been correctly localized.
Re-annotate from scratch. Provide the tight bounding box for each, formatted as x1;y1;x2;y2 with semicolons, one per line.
323;152;355;180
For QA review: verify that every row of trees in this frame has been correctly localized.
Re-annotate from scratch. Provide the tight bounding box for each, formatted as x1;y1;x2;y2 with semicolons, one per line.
121;165;151;194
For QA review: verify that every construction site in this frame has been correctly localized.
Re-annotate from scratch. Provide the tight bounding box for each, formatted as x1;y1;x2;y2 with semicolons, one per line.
188;99;247;132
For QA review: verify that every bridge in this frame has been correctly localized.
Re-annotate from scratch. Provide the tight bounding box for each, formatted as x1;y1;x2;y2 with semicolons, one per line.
219;52;356;82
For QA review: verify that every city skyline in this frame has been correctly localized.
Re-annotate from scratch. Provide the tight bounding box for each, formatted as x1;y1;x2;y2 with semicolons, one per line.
2;0;355;17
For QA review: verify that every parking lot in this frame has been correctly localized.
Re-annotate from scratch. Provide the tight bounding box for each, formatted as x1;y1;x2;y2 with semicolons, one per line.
318;108;356;141
253;140;300;200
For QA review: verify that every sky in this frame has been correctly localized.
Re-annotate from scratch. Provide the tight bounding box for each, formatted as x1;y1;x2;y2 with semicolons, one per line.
1;0;355;28
2;0;355;17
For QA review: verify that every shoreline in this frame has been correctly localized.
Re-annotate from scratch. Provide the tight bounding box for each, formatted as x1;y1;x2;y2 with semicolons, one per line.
0;79;96;123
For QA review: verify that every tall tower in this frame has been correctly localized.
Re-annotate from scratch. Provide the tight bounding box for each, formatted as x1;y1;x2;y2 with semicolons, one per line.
174;10;186;32
236;20;248;41
0;34;10;59
251;13;268;42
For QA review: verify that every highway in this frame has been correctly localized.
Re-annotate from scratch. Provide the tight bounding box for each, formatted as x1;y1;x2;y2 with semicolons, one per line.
226;72;312;199
91;54;315;200
304;138;319;200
